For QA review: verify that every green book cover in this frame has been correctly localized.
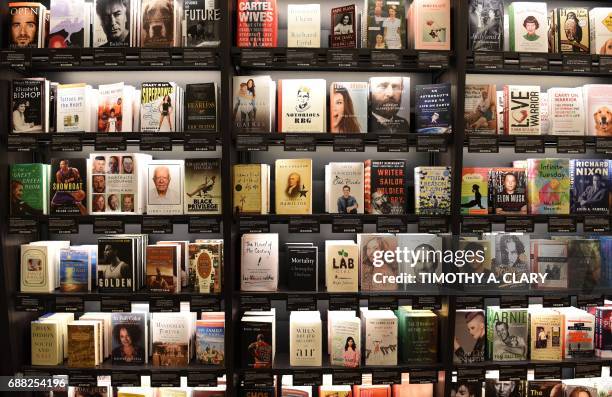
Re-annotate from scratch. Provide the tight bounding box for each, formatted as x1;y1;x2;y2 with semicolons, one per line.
396;307;438;363
10;163;48;216
487;307;528;361
509;3;516;50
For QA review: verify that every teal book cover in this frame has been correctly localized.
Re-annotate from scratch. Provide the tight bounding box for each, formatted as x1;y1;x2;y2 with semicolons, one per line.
10;163;48;216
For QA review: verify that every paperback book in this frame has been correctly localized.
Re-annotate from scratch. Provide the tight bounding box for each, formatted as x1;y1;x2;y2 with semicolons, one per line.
111;312;147;364
363;0;406;49
550;8;589;53
140;82;179;133
59;247;90;292
454;309;485;364
151;313;190;367
325;241;359;293
184;0;221;47
9;2;46;48
503;85;541;135
93;0;132;47
11;78;48;133
547;87;585;135
232;164;270;214
590;8;612;55
232;75;275;133
326;162;365;214
409;0;450;50
529;308;562;361
48;0;87;48
146;159;185;215
358;234;399;291
241;233;279;291
530;239;568;290
508;2;548;53
583;84;612;136
287;4;320;48
10;163;50;217
185;83;218;132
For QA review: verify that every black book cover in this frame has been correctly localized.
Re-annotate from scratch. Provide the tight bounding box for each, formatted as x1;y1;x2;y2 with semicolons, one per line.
50;158;87;215
11;79;45;133
468;0;504;51
570;159;609;215
185;0;221;47
365;160;407;215
111;312;146;364
286;245;317;291
485;380;525;397
49;83;57;133
242;320;273;368
97;238;135;292
568;239;601;291
185;83;218;132
415;83;452;133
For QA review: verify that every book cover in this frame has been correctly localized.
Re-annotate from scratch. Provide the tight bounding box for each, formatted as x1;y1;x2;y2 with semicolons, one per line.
496;90;504;134
558;308;595;359
583;84;612;136
358;234;399;291
414;166;452;215
233;76;274;133
97;238;135;292
552;8;589;53
10;163;48;217
329;313;360;367
50;158;87;215
185;83;218;132
141;0;179;47
364;160;407;215
527;158;570;215
412;0;450;50
529;309;562;361
460;168;489;215
352;385;391;397
368;77;410;133
530;239;568;290
362;309;398;366
547;87;585;135
526;382;562;397
453;309;485;364
490;168;527;215
287;4;320;48
236;0;278;47
464;84;497;134
486;307;528;361
468;0;504;51
72;387;110;397
31;321;61;365
396;308;438;363
241;233;279;291
415;83;452;134
93;0;131;47
196;318;225;365
59;247;90;292
568;239;601;291
140;82;178;133
508;2;548;52
327;162;364;214
458;239;493;285
241;316;274;368
56;83;94;133
233;164;266;214
111;312;146;365
596;307;612;357
146;160;184;215
21;244;53;293
485;381;525;397
48;0;85;47
184;0;221;47
396;233;442;286
146;245;178;293
325;241;359;293
275;159;312;214
363;0;407;49
185;158;222;214
503;85;541;135
329;82;368;133
540;92;549;134
563;386;597;397
189;240;223;293
286;245;318;291
97;82;127;132
9;2;45;48
11;79;46;133
570;159;609;214
289;312;322;366
151;313;190;367
589;8;612;55
491;234;530;289
278;79;326;133
67;322;97;367
331;5;356;48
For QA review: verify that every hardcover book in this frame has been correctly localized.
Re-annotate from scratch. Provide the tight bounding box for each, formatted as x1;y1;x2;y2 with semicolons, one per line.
287;4;320;48
59;247;90;292
490;167;527;215
196;316;225;365
275;159;312;215
468;0;504;51
460;168;489;215
289;311;322;366
189;240;223;293
361;309;398;366
596;307;612;357
331;5;356;48
414;166;452;215
286;244;318;291
582;84;612;136
503;85;541;135
146;245;179;293
527;382;562;397
453;309;485;364
368;77;410;133
529;308;562;361
540;92;549;134
556;307;595;359
9;2;46;48
363;0;407;49
358;234;399;291
485;381;524;397
67;322;98;367
48;0;86;47
364;160;407;215
325;240;359;293
236;0;278;47
21;244;55;293
184;0;221;47
111;312;147;365
10;163;50;217
185;83;218;132
241;233;279;291
278;79;326;133
241;311;275;368
232;164;269;215
140;0;180;47
151;313;190;366
56;83;96;133
31;321;61;365
396;308;438;363
329;312;361;367
415;83;452;133
550;8;589;53
464;84;497;134
93;0;131;47
567;239;601;291
97;237;135;292
527;158;570;214
530;239;568;290
486;307;528;361
496;90;504;134
491;233;530;289
326;162;364;214
11;78;48;133
410;0;450;50
570;159;609;214
547;87;585;135
146;159;185;215
396;233;442;286
589;8;612;55
508;2;548;53
232;75;275;133
185;158;222;214
50;158;87;215
329;82;368;133
140;82;178;133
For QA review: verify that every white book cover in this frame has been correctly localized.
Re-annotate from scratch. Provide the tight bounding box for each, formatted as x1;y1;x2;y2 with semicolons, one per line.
21;244;54;292
396;233;442;285
329;82;368;133
413;0;451;50
547;87;585;135
326;162;364;214
240;233;279;291
329;313;361;367
504;85;541;135
279;79;326;133
146;159;184;215
540;92;549;134
509;2;548;53
97;82;135;132
56;83;93;132
325;240;359;293
289;311;322;366
582;84;612;136
93;0;132;47
589;8;612;55
287;4;320;48
49;0;86;47
361;309;398;366
496;90;504;134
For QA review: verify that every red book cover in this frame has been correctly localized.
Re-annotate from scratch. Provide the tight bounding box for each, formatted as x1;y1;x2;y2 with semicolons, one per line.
236;0;278;47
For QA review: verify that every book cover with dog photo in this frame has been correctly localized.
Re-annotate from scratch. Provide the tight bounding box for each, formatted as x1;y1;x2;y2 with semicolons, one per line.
589;8;612;55
583;84;612;136
140;0;182;47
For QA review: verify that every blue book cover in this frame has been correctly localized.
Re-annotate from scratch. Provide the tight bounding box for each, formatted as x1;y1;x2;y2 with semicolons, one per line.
60;248;90;292
196;321;225;365
569;159;609;214
600;236;612;287
415;83;452;133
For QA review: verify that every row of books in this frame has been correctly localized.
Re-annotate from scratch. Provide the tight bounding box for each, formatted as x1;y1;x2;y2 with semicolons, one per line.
233;161;451;215
10;79;218;133
31;311;224;367
20;238;223;294
461;159;611;216
69;387;226;397
9;156;221;217
8;0;220;49
240;233;612;293
237;0;450;51
468;2;611;55
233;76;452;134
465;84;611;136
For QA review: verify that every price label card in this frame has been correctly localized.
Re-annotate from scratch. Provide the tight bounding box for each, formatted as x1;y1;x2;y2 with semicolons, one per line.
182;48;217;67
190;295;222;312
239;217;270;233
188;217;221;234
187;371;218;387
575;364;602;379
139;48;171;66
376;216;407;233
456;367;485;382
599;56;612;73
15;295;45;312
236;134;268;151
456;296;484;310
577;295;604;308
519;53;548;71
49;48;81;67
288;216;320;233
8;135;37;152
68;372;98;387
473;52;504;70
418;217;449;233
468;135;499;153
329;295;359;311
184;133;217;151
333;135;364;152
100;295;131;312
243;372;274;387
499;366;528;381
412;296;442;310
504;217;534;233
372;370;401;385
1;49;31;69
543;296;571;308
332;216;363;233
287;294;317;311
583;216;610;233
333;370;362;386
94;47;126;66
93;217;125;234
51;135;82;152
368;296;398;310
417;135;447;152
150;371;181;387
149;295;180;312
94;135;126;151
9;217;38;234
111;372;140;387
326;49;358;67
286;49;318;67
139;134;172;151
462;217;492;233
284;134;317;152
293;371;322;386
240;295;271;312
141;216;173;234
515;136;544;153
240;49;274;67
548;217;576;233
534;365;561;380
596;138;612;154
377;135;409;152
557;137;585;154
562;54;591;72
371;50;402;68
54;296;84;312
418;51;449;69
409;370;438;384
500;295;528;309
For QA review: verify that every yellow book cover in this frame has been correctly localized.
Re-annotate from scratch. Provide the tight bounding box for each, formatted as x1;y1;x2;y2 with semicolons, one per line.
67;323;96;367
233;164;262;214
275;159;312;215
530;309;563;361
31;321;61;365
